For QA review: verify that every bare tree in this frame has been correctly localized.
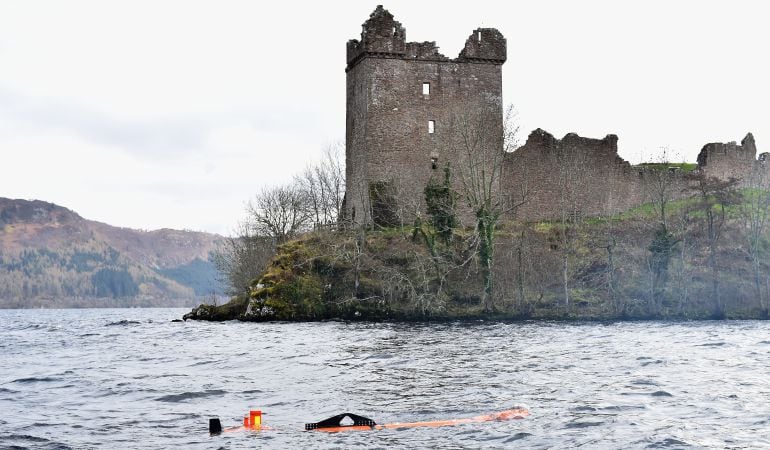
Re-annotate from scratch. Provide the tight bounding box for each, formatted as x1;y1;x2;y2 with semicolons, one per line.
551;142;590;310
332;177;372;299
591;207;622;316
211;221;276;296
247;183;311;244
688;172;739;318
671;204;694;316
738;165;770;316
643;147;684;229
295;143;346;229
449;103;522;312
641;147;684;316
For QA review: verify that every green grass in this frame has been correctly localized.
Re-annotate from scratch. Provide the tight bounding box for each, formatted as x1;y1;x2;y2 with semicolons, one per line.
637;162;698;172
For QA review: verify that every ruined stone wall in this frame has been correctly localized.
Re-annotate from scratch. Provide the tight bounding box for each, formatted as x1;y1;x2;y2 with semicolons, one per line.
502;129;651;221
502;130;770;222
345;6;505;225
697;133;759;183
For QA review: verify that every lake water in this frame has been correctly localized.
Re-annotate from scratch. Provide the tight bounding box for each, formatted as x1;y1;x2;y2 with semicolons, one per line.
1;309;769;449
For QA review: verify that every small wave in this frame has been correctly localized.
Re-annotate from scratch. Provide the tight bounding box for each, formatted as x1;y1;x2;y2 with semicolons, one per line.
697;342;727;347
650;391;673;397
30;421;56;427
133;373;186;380
600;405;647;412
565;420;603;428
1;433;73;448
4;434;51;443
504;432;532;443
188;360;215;367
646;437;689;448
640;359;664;367
364;353;396;360
571;406;597;412
105;320;141;326
263;401;290;407
11;376;60;384
155;389;227;403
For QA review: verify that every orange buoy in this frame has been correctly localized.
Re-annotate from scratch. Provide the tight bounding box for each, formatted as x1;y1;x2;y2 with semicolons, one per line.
248;410;262;428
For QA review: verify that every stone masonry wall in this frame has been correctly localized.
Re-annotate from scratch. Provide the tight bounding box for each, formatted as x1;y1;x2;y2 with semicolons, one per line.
697;133;758;182
501;129;769;222
502;129;650;221
345;6;504;225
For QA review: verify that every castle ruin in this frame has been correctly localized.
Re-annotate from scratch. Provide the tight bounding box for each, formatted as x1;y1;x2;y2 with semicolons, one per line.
345;6;768;225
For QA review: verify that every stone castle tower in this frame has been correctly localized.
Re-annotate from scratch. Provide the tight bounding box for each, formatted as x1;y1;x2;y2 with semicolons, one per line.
344;5;506;225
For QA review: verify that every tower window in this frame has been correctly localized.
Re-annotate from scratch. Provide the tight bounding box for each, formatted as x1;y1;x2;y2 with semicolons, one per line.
428;120;435;134
422;82;430;95
477;30;482;42
431;157;438;170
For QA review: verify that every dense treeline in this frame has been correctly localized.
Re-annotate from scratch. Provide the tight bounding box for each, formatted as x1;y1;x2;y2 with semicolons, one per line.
158;258;223;296
0;243;123;300
0;240;219;307
91;268;139;298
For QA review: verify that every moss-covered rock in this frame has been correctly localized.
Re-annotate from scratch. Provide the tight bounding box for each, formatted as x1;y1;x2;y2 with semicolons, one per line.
182;295;249;321
241;240;326;321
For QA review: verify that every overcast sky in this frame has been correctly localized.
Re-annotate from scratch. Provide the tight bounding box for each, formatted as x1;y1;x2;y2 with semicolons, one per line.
1;1;768;235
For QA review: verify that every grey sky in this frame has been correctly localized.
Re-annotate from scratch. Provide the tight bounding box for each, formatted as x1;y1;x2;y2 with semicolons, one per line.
1;0;768;234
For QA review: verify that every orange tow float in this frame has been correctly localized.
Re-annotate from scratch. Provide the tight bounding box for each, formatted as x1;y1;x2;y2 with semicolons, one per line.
209;408;529;434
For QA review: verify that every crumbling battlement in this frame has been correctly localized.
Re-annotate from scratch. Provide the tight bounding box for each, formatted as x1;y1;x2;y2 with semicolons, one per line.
458;28;507;62
346;5;506;71
697;133;758;181
405;41;449;61
346;5;406;67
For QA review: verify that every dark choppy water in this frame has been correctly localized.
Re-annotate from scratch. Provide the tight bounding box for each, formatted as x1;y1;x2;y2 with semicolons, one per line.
1;309;769;449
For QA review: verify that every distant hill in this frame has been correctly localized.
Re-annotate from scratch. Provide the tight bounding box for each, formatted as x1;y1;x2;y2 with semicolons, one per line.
0;198;225;308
